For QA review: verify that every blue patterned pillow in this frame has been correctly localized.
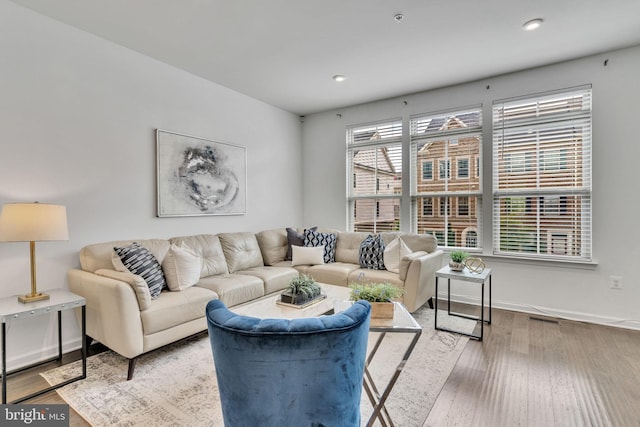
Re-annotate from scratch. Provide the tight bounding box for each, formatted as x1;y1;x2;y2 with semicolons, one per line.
304;230;337;263
114;242;167;299
359;234;386;270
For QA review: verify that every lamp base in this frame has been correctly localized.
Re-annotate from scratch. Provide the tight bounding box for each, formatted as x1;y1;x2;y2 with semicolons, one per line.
18;292;50;304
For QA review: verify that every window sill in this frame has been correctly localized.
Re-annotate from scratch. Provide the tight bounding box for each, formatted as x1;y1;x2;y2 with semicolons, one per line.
442;250;598;270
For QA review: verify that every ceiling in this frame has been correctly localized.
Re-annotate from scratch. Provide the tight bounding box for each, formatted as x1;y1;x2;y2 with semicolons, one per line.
9;0;640;115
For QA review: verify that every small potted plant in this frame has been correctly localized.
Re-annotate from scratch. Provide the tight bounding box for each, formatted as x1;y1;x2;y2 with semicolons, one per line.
281;275;322;305
449;250;469;271
349;282;404;319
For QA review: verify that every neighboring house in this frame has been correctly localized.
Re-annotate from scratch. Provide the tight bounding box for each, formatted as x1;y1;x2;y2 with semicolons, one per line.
415;113;481;248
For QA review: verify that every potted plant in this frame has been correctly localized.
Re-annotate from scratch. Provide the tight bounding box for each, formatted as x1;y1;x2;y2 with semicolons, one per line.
449;250;469;271
281;275;322;305
349;282;404;319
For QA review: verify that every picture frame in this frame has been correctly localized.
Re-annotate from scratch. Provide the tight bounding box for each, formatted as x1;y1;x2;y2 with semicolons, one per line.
156;129;247;217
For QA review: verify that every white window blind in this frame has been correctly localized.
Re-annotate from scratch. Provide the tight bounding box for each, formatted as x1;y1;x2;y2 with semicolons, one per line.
492;87;592;261
347;119;402;233
410;107;482;249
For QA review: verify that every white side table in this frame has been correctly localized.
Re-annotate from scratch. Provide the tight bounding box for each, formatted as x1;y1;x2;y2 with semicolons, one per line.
435;265;492;341
0;288;86;403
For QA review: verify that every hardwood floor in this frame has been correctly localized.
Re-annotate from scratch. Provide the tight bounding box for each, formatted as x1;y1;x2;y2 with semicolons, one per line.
9;307;640;427
424;306;640;427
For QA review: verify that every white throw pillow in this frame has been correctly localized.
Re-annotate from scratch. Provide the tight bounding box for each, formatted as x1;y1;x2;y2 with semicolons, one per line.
291;245;325;266
161;243;202;291
384;237;412;273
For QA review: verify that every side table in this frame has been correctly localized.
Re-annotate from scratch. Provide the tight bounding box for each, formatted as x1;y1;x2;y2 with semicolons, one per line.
363;302;422;427
435;265;492;341
0;288;86;403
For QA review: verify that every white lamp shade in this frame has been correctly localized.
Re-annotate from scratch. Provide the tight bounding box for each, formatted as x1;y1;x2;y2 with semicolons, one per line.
0;203;69;242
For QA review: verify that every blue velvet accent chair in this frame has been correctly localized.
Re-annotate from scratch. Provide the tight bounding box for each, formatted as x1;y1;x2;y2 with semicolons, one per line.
206;299;371;427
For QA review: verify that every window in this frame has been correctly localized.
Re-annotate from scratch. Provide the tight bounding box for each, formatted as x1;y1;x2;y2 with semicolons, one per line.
458;196;469;216
493;87;592;261
411;107;482;249
438;160;450;179
458;158;469;178
439;197;450;216
422;161;433;180
422;197;433;216
347;119;402;233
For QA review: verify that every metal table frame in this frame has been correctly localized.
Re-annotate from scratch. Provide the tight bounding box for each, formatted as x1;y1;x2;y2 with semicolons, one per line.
0;289;86;404
435;266;492;341
362;302;422;427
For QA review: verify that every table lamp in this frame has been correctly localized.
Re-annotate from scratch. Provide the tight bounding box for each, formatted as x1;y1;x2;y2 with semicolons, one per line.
0;202;69;303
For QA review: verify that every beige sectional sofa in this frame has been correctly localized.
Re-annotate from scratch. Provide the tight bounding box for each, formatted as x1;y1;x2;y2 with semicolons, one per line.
68;228;442;379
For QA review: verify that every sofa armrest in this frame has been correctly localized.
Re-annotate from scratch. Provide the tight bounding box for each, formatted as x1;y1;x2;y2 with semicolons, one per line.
68;269;145;359
94;269;151;311
400;249;444;312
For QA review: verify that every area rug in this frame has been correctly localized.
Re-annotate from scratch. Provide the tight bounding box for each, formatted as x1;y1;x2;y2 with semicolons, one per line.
42;307;475;427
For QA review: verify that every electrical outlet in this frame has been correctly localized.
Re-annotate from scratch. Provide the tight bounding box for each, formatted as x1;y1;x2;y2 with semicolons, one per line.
609;276;623;290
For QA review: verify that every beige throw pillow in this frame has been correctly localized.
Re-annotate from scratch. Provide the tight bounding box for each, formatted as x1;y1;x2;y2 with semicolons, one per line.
291;245;325;266
384;237;412;273
161;243;201;291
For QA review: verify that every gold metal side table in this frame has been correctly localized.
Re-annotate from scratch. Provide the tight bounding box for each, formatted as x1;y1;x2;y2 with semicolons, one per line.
435;265;492;341
0;288;86;403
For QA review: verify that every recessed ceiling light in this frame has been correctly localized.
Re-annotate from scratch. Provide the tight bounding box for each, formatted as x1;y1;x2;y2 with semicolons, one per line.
523;18;543;31
333;75;346;82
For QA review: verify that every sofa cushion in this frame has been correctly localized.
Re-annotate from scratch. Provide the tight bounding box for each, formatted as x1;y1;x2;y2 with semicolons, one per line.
256;228;288;265
291;245;325;267
304;230;337;263
306;262;360;287
162;243;201;291
235;266;299;295
80;239;170;273
384;237;412;273
196;274;264;307
169;234;229;277
334;232;369;264
359;234;386;270
285;226;317;261
218;232;264;273
140;287;217;335
113;242;167;299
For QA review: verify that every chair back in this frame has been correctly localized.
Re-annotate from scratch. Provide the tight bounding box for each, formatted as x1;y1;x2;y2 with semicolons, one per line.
206;299;371;427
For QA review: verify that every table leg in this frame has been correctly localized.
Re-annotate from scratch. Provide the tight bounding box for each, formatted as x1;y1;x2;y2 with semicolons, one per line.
58;311;63;361
2;322;6;404
82;306;87;378
489;274;492;324
434;277;439;330
480;280;485;341
366;331;422;427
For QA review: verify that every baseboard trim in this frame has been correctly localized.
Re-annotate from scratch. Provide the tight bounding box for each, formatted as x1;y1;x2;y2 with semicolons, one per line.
437;291;640;331
5;338;84;372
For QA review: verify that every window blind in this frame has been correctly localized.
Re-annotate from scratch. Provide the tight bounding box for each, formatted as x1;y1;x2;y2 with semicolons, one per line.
492;87;592;261
347;119;402;233
410;107;482;249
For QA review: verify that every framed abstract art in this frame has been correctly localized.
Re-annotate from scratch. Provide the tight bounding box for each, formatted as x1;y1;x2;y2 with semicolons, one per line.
156;129;247;217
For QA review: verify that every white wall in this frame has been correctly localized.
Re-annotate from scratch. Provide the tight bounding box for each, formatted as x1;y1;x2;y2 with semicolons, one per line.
303;45;640;330
0;1;302;368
